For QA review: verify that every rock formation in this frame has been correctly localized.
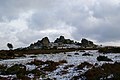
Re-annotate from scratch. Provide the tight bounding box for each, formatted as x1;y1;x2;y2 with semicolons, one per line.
29;37;50;49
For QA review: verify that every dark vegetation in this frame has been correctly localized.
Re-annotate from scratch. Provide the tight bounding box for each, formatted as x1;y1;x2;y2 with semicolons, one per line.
0;59;67;80
76;62;93;70
98;47;120;53
84;62;120;80
71;62;120;80
0;36;119;80
63;64;74;69
0;36;100;60
0;50;25;59
0;49;75;59
0;48;98;60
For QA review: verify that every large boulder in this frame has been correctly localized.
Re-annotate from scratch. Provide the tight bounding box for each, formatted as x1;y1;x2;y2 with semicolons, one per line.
54;36;65;44
97;56;113;61
54;36;74;44
81;38;95;48
29;37;50;49
7;43;13;50
41;37;50;48
29;40;42;49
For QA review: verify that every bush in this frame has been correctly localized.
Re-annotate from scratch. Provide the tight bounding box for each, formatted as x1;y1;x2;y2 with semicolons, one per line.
98;47;120;53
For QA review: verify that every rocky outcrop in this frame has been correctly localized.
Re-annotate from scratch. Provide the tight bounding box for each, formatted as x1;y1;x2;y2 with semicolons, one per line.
54;36;74;44
81;38;96;48
29;37;50;49
7;43;13;50
41;37;50;48
28;36;97;50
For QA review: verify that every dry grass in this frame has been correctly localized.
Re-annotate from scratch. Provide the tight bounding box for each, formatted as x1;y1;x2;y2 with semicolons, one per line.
76;62;93;70
84;62;120;80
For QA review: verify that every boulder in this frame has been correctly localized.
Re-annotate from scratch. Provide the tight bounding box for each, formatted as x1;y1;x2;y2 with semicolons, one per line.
97;56;113;61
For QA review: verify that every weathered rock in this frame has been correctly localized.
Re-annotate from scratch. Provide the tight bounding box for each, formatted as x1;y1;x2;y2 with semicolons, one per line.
29;37;50;49
54;36;74;44
81;38;96;48
82;53;93;56
41;37;50;49
97;56;113;61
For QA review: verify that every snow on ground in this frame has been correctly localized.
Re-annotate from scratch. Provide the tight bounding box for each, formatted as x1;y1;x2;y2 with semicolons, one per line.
0;50;120;80
1;50;119;66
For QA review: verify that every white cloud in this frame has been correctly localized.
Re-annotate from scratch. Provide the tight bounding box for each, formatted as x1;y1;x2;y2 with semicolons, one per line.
0;0;120;49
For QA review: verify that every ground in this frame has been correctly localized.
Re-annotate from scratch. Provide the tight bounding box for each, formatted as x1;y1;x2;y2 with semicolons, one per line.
0;50;120;80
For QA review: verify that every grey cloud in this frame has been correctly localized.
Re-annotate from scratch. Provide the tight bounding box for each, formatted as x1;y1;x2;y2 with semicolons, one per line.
0;0;120;49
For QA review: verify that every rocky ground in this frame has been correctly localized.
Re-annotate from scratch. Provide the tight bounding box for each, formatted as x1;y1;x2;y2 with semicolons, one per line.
0;50;120;80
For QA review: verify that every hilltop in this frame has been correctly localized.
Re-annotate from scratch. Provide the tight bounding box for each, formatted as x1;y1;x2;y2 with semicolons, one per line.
15;36;97;50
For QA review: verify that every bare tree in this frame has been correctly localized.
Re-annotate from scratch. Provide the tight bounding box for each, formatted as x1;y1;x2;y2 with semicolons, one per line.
7;43;13;50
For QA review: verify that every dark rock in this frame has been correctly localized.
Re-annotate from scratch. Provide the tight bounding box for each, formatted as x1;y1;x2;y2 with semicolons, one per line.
74;53;79;55
81;38;96;48
54;36;74;44
97;56;113;61
29;37;50;49
41;37;50;48
7;43;13;50
82;53;93;56
67;55;72;57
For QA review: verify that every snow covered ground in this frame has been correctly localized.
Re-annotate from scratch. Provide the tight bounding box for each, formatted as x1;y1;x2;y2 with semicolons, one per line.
0;50;119;66
0;50;120;80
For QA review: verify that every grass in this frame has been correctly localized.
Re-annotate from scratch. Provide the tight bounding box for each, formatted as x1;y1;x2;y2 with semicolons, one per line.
0;49;77;59
0;59;67;79
0;47;99;59
76;62;93;70
98;47;120;53
84;62;120;80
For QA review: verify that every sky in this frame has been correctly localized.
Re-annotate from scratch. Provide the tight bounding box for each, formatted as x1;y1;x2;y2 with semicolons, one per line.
0;0;120;49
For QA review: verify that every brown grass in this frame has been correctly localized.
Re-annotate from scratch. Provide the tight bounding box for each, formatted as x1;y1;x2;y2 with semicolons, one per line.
76;62;93;70
84;62;120;80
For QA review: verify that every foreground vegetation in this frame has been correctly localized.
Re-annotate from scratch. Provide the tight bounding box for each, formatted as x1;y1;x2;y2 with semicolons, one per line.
98;47;120;53
0;48;98;59
71;62;120;80
0;59;119;80
0;59;67;80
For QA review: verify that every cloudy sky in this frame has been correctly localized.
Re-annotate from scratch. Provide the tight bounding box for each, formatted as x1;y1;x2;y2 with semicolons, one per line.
0;0;120;49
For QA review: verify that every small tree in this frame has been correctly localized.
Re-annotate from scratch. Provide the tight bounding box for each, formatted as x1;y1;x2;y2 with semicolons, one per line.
7;43;13;50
